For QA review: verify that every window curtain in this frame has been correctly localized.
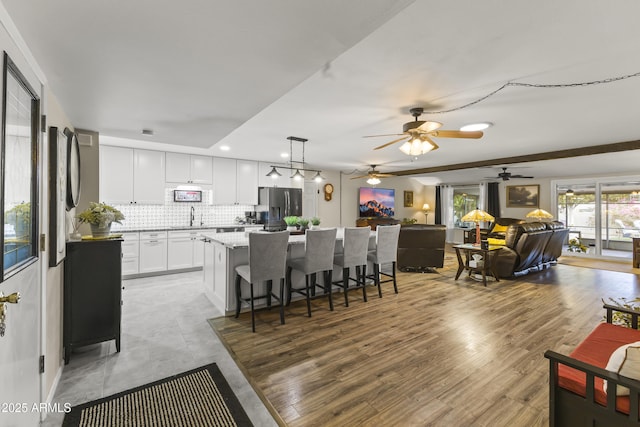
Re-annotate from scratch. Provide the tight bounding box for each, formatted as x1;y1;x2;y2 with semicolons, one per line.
440;185;455;241
479;182;487;211
435;186;442;224
487;182;500;218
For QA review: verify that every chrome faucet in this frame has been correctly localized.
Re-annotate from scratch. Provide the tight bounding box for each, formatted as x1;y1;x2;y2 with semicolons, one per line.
190;206;195;227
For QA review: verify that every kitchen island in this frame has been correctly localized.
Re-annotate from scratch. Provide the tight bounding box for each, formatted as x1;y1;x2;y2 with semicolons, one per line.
201;229;375;316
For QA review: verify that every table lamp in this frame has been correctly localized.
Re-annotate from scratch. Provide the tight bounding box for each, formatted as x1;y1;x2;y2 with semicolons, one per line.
422;203;431;223
461;208;495;245
526;208;553;221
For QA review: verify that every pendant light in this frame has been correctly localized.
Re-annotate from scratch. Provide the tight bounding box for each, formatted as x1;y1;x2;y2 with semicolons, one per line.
266;167;282;179
266;136;324;182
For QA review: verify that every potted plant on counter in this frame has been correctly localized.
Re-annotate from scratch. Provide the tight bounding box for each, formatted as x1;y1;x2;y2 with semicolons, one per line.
297;217;310;231
310;217;321;230
77;202;125;237
284;216;299;231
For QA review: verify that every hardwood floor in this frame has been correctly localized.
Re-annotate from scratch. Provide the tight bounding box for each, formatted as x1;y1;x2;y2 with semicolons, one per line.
209;254;640;426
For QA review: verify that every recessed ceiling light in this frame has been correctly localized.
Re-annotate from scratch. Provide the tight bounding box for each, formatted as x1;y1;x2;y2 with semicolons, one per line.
219;145;230;151
141;129;154;136
460;122;492;132
280;152;289;158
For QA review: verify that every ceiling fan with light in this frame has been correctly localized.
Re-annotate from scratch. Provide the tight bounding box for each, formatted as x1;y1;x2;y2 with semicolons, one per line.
363;107;484;155
488;167;535;181
350;165;395;185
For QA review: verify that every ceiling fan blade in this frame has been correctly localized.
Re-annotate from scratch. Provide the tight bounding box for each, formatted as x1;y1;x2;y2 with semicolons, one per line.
373;136;409;150
416;121;442;132
362;133;406;138
430;130;483;139
510;175;535;179
421;134;440;151
374;173;395;177
350;174;369;180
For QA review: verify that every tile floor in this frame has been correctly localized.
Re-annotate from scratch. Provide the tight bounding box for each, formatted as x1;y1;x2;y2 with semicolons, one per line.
41;271;277;426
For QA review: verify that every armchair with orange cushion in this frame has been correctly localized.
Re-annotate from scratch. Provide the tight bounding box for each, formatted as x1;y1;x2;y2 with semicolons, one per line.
545;304;640;426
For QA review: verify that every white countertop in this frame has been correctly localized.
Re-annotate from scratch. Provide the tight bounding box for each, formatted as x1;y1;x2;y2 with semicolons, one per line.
200;228;368;249
112;224;263;233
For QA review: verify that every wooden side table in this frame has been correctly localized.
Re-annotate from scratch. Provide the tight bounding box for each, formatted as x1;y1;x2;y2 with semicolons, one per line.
453;244;502;286
633;238;640;268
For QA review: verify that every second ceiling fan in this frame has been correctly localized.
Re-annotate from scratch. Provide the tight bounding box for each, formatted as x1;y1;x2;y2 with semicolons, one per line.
350;165;395;184
363;107;484;155
488;167;535;181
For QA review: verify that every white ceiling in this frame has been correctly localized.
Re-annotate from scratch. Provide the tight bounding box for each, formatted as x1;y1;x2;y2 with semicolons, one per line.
4;0;640;184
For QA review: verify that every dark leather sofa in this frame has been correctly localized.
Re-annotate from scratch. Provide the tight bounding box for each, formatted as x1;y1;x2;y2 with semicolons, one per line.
397;224;446;271
468;217;523;242
494;221;569;278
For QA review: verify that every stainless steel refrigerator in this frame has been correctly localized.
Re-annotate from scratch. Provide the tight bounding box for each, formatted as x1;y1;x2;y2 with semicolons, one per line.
258;187;303;220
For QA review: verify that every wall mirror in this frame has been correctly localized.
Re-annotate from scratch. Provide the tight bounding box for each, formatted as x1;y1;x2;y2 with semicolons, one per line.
64;128;81;210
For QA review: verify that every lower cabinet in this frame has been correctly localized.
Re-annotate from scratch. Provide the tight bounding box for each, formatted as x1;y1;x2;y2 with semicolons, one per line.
139;231;168;273
121;229;210;278
64;239;122;364
121;232;140;275
168;230;205;269
202;238;228;313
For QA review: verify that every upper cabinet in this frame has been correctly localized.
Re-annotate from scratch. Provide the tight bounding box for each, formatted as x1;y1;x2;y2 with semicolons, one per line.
212;158;258;205
100;146;166;204
165;153;213;185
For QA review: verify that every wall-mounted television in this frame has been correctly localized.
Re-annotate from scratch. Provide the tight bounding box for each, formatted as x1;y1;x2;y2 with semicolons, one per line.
358;187;395;218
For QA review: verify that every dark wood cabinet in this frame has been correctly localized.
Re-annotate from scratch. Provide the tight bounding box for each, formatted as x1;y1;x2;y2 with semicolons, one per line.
64;239;122;364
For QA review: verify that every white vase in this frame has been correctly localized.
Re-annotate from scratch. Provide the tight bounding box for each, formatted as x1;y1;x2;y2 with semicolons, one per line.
90;223;112;237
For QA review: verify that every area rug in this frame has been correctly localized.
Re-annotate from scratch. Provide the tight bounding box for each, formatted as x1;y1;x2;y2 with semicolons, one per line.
558;255;640;274
62;363;253;427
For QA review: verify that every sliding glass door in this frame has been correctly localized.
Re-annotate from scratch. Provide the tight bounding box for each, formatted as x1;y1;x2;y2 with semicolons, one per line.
556;179;640;259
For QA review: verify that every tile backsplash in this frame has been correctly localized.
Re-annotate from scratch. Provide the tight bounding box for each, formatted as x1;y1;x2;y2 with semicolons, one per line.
111;189;253;230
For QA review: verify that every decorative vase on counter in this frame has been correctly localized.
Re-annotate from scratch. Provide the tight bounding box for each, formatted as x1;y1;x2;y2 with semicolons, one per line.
90;223;112;237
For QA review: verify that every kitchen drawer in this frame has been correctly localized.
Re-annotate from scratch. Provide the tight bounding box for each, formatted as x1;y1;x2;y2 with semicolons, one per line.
168;230;201;239
122;256;139;276
140;231;168;241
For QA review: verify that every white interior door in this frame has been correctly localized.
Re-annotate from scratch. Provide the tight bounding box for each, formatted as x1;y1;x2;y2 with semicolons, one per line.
0;266;41;427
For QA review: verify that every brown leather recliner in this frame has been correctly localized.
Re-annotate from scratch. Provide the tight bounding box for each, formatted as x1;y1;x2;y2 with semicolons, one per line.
494;221;567;278
468;217;523;242
542;221;570;263
397;224;446;271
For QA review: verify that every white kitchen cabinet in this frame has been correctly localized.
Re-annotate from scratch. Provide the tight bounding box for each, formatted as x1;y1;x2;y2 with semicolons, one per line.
166;152;212;185
236;160;259;204
139;231;168;273
212;157;237;204
121;232;140;276
194;236;204;267
167;229;204;270
213;241;228;309
134;150;166;204
100;146;166;204
100;146;134;204
212;157;258;205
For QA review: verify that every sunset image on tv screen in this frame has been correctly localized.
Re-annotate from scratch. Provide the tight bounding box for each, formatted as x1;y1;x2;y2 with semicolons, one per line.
359;187;395;217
